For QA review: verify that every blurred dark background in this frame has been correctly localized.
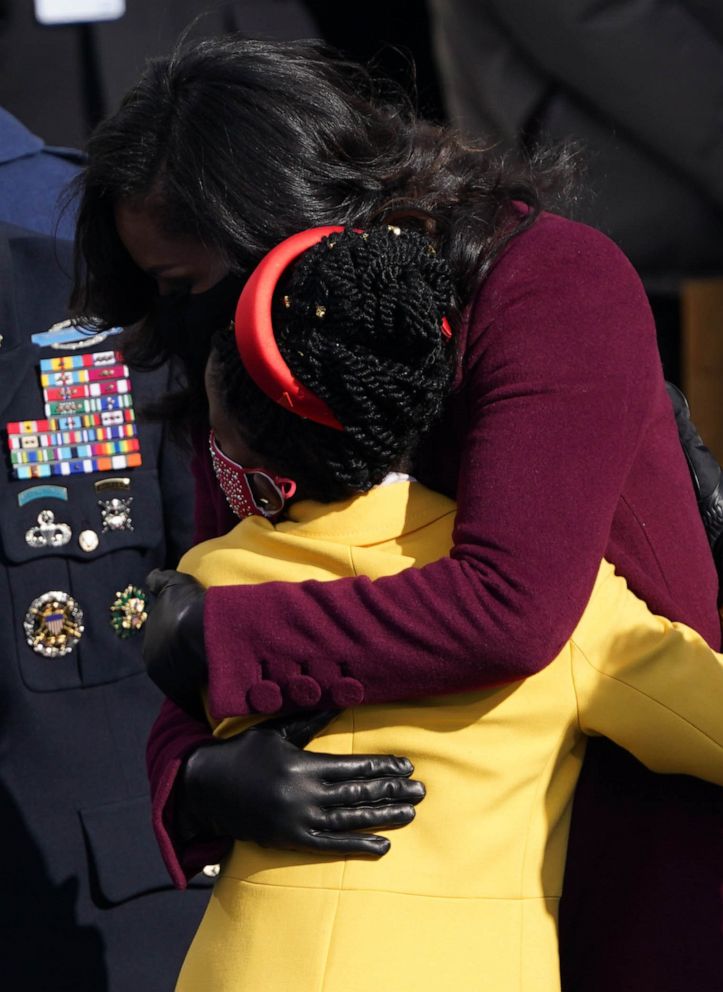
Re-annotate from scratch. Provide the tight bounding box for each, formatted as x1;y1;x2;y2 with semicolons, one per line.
0;1;444;147
2;0;722;449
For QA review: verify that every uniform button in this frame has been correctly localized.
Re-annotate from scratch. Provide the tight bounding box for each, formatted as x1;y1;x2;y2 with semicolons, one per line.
287;675;322;707
78;529;99;552
330;677;364;707
247;680;283;713
202;864;220;878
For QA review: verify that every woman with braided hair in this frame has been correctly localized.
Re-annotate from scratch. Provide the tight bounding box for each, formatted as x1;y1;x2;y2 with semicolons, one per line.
206;228;456;502
72;37;723;991
153;221;721;991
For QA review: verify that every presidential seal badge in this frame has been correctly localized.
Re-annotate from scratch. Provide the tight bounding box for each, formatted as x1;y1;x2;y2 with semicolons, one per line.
24;591;84;657
110;585;148;638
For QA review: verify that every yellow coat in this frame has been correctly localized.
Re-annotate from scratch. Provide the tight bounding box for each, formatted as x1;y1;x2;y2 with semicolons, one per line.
175;481;723;992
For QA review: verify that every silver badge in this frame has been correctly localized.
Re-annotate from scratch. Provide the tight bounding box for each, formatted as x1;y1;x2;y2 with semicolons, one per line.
24;591;84;657
25;510;72;548
98;496;134;532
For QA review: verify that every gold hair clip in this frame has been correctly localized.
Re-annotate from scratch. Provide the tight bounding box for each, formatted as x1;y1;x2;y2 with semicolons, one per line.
387;225;402;236
283;295;292;309
315;305;327;319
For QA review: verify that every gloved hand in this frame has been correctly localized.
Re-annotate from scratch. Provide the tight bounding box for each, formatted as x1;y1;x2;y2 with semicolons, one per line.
144;569;207;714
667;382;723;579
177;709;425;856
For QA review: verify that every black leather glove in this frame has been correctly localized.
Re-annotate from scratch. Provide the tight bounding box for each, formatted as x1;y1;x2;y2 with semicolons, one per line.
177;709;425;856
667;382;723;580
144;568;207;714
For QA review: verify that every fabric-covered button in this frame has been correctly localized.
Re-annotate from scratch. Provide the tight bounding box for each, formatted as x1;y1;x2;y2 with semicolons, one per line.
247;680;283;713
287;675;322;707
330;677;364;707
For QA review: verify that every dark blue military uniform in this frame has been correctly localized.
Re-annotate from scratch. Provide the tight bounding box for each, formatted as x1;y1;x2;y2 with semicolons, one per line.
0;224;212;990
0;106;81;239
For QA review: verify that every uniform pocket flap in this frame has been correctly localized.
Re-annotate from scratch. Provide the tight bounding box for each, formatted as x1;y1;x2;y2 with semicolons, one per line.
79;794;175;905
0;469;164;564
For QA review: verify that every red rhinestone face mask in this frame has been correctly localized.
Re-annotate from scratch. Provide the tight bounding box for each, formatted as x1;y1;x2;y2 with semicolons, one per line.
208;430;297;521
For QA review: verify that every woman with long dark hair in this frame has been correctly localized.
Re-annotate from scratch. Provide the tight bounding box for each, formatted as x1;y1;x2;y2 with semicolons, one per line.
72;38;721;991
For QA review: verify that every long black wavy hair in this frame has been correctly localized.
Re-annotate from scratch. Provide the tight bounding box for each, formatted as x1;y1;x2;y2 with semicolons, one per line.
210;225;456;501
70;35;575;426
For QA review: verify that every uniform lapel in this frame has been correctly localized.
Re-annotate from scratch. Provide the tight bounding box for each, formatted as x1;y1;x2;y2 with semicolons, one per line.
0;223;74;422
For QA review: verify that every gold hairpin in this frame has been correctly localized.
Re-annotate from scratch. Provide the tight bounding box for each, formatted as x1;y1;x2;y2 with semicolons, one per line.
315;305;327;319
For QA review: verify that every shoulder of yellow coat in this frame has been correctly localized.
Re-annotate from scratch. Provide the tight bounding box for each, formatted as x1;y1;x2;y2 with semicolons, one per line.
179;481;456;588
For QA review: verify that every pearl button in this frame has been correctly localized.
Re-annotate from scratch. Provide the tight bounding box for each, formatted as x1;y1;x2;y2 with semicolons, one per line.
78;529;99;552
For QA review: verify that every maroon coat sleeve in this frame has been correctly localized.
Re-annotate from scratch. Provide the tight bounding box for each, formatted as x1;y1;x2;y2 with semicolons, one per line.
146;434;235;887
202;215;659;719
147;213;659;884
146;698;231;888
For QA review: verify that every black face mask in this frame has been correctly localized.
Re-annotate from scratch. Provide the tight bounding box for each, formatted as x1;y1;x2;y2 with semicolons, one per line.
153;272;245;375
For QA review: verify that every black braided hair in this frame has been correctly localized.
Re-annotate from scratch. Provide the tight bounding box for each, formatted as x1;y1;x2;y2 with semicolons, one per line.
210;226;456;502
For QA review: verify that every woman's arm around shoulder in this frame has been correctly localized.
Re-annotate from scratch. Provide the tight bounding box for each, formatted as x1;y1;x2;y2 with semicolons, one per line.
204;213;660;719
146;697;231;887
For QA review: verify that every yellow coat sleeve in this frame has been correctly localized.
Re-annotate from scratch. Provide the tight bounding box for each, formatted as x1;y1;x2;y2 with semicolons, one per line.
571;561;723;784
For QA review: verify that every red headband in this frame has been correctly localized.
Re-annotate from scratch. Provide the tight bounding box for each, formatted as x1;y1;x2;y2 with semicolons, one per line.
234;225;452;431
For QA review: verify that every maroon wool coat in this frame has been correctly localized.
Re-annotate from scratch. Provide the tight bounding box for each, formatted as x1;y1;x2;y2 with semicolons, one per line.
147;211;722;991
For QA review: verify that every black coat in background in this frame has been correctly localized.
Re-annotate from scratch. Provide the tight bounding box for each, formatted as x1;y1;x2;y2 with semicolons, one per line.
430;0;723;293
0;0;317;147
